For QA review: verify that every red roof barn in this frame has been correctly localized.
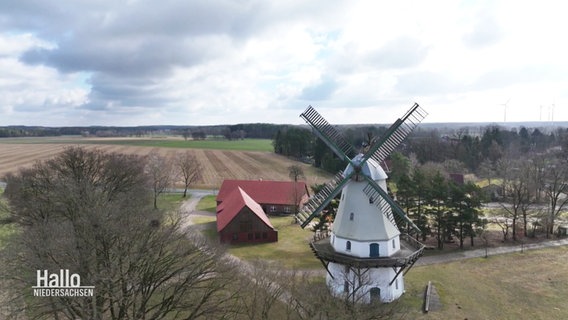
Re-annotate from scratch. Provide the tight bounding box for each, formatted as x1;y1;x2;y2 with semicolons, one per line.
216;187;278;244
217;180;310;215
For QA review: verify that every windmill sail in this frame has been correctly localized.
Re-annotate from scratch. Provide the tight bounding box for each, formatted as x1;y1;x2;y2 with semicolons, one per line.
300;105;355;162
363;103;427;164
296;171;351;228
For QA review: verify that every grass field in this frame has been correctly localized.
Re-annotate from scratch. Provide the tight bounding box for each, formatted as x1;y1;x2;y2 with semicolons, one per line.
401;246;568;319
195;195;217;212
0;137;273;152
0;137;331;189
228;216;321;269
68;138;275;152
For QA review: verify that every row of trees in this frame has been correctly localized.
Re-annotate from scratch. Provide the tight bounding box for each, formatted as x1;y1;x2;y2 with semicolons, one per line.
490;153;568;240
273;124;568;176
144;149;202;208
390;147;568;244
409;126;568;172
396;168;485;249
0;147;396;319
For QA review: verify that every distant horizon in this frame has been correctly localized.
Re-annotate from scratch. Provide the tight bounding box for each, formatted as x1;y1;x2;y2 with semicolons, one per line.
2;120;568;129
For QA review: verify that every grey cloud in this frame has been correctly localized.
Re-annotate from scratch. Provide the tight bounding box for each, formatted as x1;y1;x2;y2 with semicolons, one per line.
20;35;221;76
80;73;170;110
300;77;338;100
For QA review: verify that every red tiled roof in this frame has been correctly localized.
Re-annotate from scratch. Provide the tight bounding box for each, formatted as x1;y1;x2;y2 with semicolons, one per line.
217;180;309;205
216;187;275;232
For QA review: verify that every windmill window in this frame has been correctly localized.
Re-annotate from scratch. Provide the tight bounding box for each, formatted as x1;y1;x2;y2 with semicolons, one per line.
349;212;354;221
392;239;396;249
395;278;399;290
269;205;277;212
369;197;374;204
346;241;351;251
343;280;349;293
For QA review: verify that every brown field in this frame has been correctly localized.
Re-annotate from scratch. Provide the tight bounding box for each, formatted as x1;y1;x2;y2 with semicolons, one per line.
0;143;332;189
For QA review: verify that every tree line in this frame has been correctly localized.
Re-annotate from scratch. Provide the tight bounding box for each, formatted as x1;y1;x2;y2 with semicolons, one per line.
272;124;568;174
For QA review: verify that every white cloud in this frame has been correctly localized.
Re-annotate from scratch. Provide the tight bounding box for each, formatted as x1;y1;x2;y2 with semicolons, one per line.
0;0;568;126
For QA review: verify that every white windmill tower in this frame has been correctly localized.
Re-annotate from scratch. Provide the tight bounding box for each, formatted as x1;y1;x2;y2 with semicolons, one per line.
296;103;427;303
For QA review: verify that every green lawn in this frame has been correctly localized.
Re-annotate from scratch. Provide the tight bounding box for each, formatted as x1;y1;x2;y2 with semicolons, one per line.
0;136;274;152
157;192;187;212
196;195;217;212
71;138;274;152
400;246;568;319
227;216;320;269
191;212;320;269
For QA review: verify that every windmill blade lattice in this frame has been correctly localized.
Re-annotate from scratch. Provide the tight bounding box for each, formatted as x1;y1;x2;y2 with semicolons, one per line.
362;179;421;234
296;171;352;228
363;103;427;165
300;105;355;162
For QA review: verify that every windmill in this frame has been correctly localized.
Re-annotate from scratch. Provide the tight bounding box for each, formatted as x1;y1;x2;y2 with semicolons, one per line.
297;103;427;303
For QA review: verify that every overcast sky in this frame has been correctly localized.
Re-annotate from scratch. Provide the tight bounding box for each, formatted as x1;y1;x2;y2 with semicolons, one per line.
1;0;567;126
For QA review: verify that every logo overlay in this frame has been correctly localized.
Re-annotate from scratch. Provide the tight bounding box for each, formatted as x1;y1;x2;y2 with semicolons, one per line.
33;270;94;297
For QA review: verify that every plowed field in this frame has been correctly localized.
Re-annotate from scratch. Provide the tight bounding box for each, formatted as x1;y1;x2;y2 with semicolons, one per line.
0;140;331;189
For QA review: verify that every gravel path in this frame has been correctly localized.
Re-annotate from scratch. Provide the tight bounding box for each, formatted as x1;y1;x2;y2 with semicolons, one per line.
416;237;568;265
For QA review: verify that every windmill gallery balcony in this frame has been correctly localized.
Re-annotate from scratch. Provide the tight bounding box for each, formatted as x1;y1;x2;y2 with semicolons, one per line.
310;233;425;269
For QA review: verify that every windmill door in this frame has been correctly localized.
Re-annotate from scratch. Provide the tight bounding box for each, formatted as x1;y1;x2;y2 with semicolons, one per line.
370;287;381;303
369;243;379;257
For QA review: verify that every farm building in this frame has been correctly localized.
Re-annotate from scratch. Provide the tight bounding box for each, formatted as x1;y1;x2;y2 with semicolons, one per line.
216;179;310;215
216;187;278;244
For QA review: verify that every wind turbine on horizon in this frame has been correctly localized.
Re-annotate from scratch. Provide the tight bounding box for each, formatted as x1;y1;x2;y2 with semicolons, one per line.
500;98;511;122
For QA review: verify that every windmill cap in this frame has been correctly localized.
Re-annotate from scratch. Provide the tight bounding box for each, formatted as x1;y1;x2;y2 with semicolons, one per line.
344;154;388;181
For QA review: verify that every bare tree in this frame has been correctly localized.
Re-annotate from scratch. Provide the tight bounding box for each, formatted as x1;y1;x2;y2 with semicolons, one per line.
2;147;236;319
543;157;568;237
233;260;286;320
288;165;305;182
146;149;173;209
175;151;202;198
499;159;533;241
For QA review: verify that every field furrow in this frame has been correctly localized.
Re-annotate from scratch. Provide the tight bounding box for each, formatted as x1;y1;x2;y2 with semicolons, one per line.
203;150;238;181
0;138;332;189
222;151;265;180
